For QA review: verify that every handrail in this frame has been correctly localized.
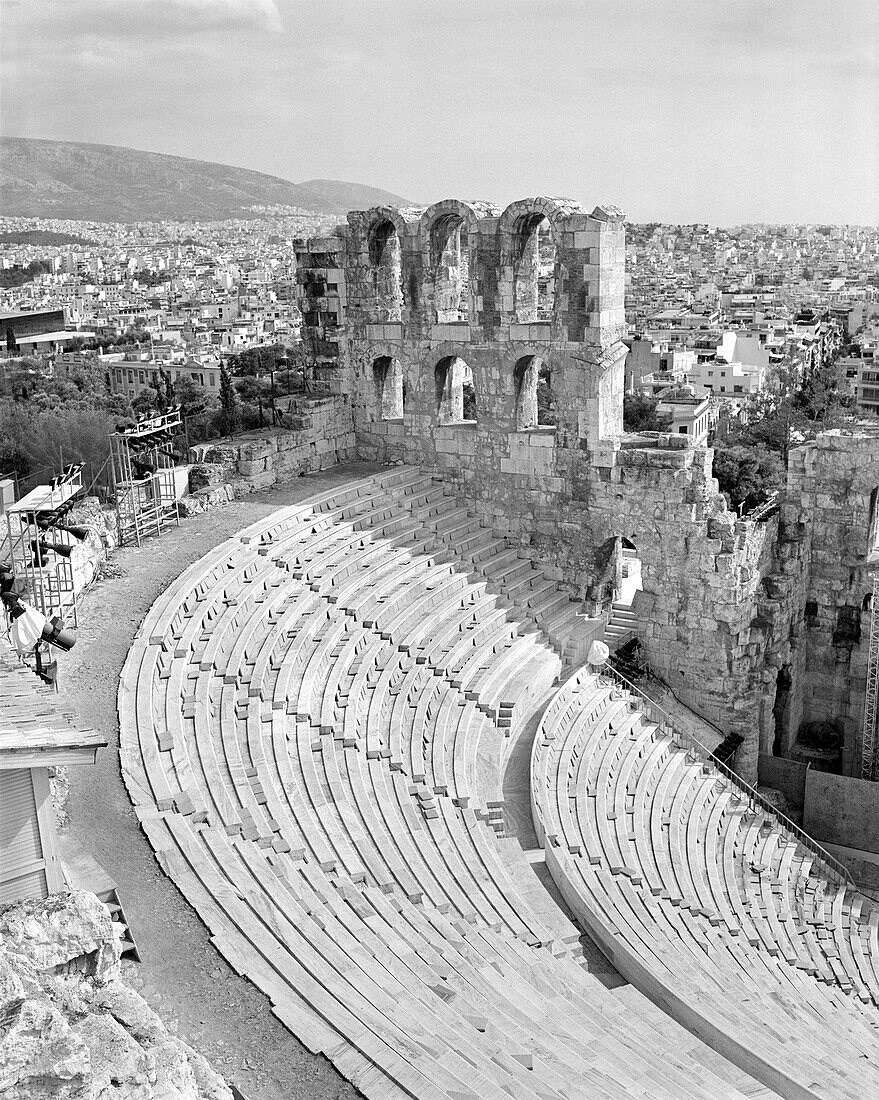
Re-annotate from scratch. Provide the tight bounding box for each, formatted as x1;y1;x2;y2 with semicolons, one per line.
597;663;855;887
639;664;728;741
744;492;780;523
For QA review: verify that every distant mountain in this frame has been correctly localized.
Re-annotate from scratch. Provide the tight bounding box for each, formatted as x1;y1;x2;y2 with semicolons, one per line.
297;178;418;214
0;138;410;223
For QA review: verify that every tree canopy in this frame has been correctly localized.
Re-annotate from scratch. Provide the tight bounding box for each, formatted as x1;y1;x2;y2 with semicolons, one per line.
623;393;673;433
712;443;784;512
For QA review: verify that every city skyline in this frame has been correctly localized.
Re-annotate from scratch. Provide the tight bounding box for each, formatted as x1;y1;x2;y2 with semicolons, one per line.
1;0;877;227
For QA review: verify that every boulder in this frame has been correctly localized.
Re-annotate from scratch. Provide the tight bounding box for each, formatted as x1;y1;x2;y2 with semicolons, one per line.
187;463;225;493
0;997;90;1099
0;891;120;983
0;891;233;1100
73;1013;152;1098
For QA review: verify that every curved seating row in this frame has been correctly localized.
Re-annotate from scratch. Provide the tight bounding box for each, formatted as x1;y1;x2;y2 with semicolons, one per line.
121;468;757;1099
532;666;879;1100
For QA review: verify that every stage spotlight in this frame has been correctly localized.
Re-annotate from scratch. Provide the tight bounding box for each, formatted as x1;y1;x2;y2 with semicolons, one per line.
132;456;157;478
38;521;90;540
37;539;75;560
2;592;76;652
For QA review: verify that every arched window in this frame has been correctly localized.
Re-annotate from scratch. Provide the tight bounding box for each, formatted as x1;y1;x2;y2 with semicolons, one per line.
372;356;403;420
367;219;403;321
435;356;475;424
514;355;539;429
868;487;879;557
514;355;556;429
430;214;469;322
513;214;556;323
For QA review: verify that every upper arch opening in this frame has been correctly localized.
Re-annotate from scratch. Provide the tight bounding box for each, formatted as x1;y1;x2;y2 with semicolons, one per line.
429;213;470;323
367;217;403;321
512;213;557;323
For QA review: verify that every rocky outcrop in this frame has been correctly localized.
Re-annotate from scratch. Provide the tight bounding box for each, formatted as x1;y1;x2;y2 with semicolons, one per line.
0;890;232;1100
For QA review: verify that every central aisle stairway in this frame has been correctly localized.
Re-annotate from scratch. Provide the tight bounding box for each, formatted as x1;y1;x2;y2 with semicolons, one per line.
120;468;770;1100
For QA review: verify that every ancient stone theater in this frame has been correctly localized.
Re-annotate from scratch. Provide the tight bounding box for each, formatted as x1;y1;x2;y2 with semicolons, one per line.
119;197;879;1099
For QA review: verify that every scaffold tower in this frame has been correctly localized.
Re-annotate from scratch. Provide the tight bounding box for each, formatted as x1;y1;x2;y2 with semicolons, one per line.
861;572;879;780
110;407;184;547
3;464;86;627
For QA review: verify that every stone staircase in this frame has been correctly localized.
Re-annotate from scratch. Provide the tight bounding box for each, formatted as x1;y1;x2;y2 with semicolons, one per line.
604;601;636;649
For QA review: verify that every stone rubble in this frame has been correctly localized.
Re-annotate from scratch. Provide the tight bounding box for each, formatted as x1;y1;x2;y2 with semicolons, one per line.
0;890;233;1100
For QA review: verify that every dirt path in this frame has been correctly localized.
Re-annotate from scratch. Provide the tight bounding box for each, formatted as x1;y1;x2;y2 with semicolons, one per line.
60;464;386;1100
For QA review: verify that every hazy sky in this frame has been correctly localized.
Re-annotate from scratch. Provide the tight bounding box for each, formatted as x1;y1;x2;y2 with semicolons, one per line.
1;0;877;224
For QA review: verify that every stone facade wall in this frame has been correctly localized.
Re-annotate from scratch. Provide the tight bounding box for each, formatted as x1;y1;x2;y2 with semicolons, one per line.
339;199;629;465
295;197;780;781
293;200;879;786
0;890;231;1099
757;430;879;777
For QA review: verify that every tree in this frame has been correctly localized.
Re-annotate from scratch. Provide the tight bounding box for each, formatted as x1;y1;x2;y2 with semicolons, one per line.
131;387;162;418
536;364;557;426
287;337;317;394
0;438;30;481
219;365;239;438
623;393;672;433
0;260;52;290
462;382;477;421
712;443;784;513
119;323;150;348
159;368;175;408
726;353;858;467
174;376;212;420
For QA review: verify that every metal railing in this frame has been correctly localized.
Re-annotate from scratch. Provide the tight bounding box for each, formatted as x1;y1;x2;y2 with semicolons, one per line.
598;662;854;887
744;491;780;523
861;573;879;780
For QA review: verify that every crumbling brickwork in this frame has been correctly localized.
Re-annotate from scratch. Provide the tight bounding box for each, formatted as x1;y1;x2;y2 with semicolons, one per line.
750;430;879;777
188;395;356;495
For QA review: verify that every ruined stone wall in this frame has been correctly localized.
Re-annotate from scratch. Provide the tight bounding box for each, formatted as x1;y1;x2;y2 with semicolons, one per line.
294;198;786;783
188;394;356;496
342;200;629;466
773;431;879;775
294;201;879;786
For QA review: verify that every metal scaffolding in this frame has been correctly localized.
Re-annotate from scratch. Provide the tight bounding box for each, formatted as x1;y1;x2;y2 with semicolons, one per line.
110;408;183;547
3;464;86;627
861;573;879;780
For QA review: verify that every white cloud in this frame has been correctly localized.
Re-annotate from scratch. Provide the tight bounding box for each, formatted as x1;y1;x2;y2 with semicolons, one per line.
157;0;283;33
3;0;285;38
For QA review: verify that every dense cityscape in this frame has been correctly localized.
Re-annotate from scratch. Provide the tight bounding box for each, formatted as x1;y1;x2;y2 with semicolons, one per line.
2;212;877;511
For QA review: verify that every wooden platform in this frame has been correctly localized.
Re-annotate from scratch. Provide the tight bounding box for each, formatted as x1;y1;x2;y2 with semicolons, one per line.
0;645;106;768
